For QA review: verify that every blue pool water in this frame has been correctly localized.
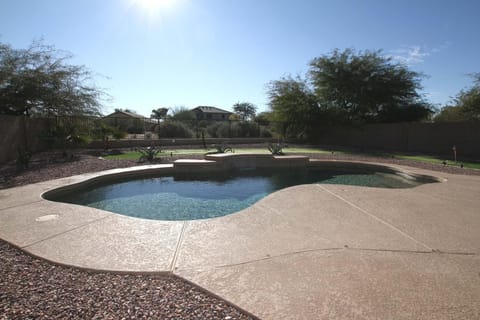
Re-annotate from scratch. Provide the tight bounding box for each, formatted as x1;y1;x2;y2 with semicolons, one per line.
54;167;432;221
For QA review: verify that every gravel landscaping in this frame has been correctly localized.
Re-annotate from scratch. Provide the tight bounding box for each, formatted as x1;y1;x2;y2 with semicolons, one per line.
1;148;478;319
0;241;256;320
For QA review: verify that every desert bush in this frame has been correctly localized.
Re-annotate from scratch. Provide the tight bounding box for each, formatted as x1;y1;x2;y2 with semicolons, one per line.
268;142;287;155
112;128;127;140
206;122;222;138
235;121;260;137
137;146;162;162
207;144;234;154
16;148;32;171
215;122;232;138
206;121;265;138
259;126;273;138
93;122;126;149
157;121;194;138
41;122;91;156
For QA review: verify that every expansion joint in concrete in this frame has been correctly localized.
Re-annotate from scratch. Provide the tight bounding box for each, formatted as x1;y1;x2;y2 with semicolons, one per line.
22;214;113;249
0;200;43;212
170;221;188;272
186;246;478;272
315;184;433;251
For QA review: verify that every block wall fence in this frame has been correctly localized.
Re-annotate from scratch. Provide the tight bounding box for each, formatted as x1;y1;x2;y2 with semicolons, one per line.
1;115;478;164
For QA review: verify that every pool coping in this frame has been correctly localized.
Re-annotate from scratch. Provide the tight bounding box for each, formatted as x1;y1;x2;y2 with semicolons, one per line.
41;156;444;201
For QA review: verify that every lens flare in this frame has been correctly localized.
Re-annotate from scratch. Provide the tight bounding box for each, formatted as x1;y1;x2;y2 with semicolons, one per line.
133;0;176;13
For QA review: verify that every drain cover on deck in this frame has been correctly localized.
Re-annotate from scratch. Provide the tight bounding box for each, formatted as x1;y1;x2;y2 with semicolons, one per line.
35;214;59;222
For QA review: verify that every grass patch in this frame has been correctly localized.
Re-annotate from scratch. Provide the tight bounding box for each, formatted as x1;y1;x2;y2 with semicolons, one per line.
104;152;143;160
103;147;338;160
283;147;339;154
393;154;480;170
103;147;480;170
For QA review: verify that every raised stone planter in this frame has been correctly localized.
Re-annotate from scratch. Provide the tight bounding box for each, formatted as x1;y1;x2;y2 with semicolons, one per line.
172;159;219;173
203;153;309;169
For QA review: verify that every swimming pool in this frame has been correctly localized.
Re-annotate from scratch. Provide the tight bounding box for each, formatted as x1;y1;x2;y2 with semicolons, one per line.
48;166;436;221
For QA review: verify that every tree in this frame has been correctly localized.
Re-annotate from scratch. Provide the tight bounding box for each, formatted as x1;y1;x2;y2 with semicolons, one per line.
433;106;466;122
254;111;273;125
170;106;196;121
233;102;257;121
434;74;480;122
228;113;241;121
151;107;168;123
454;73;480;120
0;40;105;117
93;122;124;149
267;76;320;139
309;48;432;123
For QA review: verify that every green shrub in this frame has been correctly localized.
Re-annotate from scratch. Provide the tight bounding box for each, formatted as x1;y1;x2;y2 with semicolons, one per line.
255;112;273;126
16;149;32;171
93;122;126;149
259;127;273;138
206;121;265;138
112;128;127;140
207;144;234;154
170;108;196;121
206;122;222;138
127;119;145;134
137;146;162;162
157;121;194;138
268;142;286;155
41;123;90;156
235;121;260;137
216;122;232;138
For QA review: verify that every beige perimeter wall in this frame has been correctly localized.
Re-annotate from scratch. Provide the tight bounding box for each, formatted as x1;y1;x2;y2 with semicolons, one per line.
317;121;480;159
0;115;52;164
1;115;479;164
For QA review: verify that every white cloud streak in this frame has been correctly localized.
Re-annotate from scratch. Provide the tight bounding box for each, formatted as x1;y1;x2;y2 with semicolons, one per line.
389;41;452;66
389;46;430;65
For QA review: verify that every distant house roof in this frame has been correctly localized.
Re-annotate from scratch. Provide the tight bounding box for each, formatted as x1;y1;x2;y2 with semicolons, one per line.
191;106;232;114
104;110;146;119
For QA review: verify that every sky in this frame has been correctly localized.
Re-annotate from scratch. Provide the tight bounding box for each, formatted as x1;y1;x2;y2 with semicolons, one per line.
1;0;479;116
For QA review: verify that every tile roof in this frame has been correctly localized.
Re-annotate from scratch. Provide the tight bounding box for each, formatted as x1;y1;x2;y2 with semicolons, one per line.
105;110;146;118
192;106;232;114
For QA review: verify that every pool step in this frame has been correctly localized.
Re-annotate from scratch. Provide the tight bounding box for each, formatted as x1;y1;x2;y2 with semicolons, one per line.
173;159;219;172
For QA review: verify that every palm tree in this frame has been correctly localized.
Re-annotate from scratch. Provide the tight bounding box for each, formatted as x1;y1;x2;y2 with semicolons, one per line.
151;107;168;123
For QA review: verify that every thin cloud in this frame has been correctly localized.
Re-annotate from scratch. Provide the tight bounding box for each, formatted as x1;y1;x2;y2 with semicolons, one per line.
389;41;452;66
389;46;430;65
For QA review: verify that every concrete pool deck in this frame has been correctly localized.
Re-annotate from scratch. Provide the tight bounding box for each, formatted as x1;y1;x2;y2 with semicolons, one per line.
0;161;479;319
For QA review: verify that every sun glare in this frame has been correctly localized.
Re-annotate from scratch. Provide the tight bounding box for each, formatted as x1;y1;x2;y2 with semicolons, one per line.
127;0;181;23
133;0;176;13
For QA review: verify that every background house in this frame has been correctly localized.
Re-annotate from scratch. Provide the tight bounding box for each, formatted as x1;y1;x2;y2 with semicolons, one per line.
103;110;155;133
191;106;232;121
104;110;146;120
